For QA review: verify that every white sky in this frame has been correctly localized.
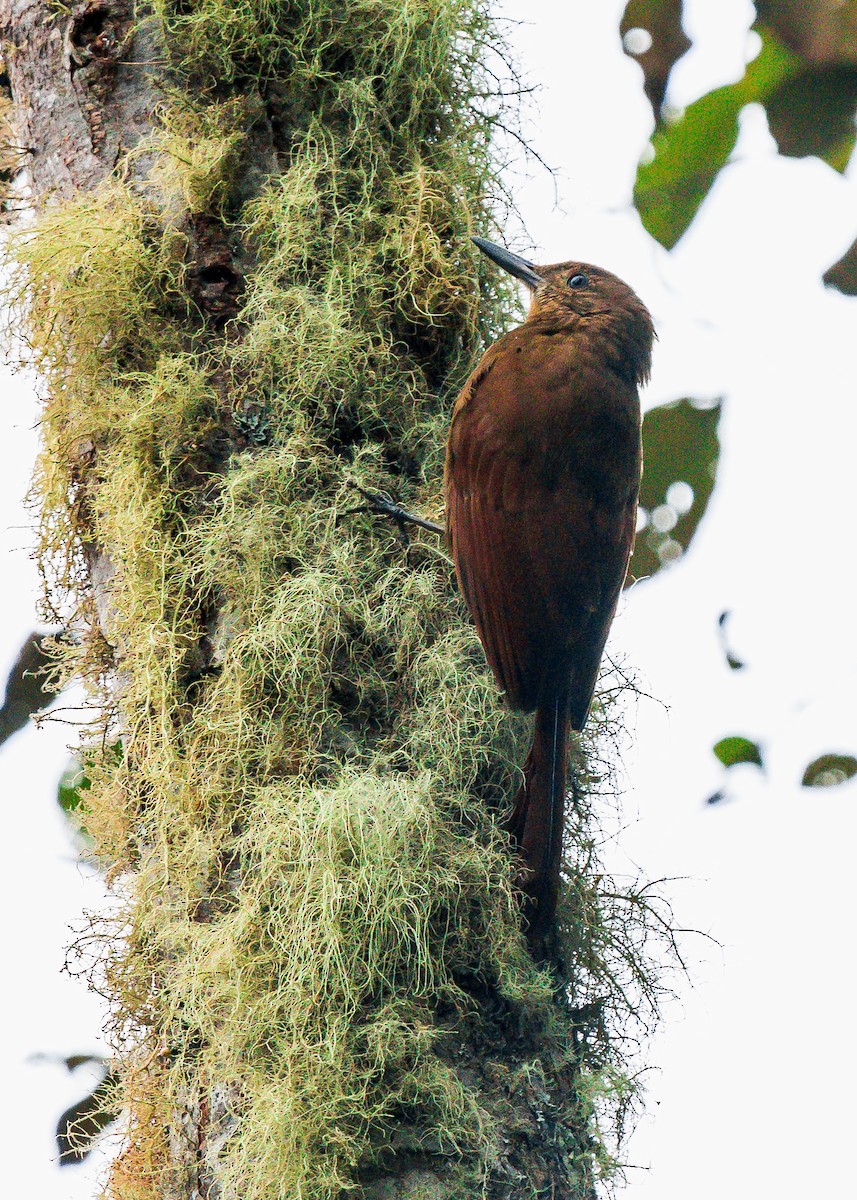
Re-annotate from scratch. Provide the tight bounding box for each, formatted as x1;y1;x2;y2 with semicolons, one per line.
2;1;857;1196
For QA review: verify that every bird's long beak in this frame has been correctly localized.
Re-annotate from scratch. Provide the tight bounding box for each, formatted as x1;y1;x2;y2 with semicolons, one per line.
471;237;545;289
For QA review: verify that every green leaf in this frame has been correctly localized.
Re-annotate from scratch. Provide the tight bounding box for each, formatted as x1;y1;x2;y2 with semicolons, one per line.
58;758;91;815
57;757;96;855
634;31;798;248
823;236;857;294
0;630;64;747
629;397;721;582
754;0;857;67
801;754;857;788
58;742;124;817
57;743;123;856
56;1068;118;1165
634;87;740;248
765;65;857;170
713;736;764;769
717;610;746;671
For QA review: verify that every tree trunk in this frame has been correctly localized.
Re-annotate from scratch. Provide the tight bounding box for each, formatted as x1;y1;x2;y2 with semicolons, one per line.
1;1;660;1196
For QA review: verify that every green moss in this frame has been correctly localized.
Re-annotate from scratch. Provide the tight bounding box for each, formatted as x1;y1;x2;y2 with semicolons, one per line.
132;772;526;1196
10;186;186;370
150;94;255;216
3;0;667;1194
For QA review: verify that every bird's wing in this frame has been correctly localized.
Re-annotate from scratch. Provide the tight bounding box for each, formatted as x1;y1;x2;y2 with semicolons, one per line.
445;340;639;724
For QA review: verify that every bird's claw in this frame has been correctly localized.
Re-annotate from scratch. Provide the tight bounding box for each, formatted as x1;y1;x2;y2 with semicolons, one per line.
346;486;412;546
345;482;443;547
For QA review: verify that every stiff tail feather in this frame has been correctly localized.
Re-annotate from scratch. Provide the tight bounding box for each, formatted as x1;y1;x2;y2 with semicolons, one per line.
506;692;570;944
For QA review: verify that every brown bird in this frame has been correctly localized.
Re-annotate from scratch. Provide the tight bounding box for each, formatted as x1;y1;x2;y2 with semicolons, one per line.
444;238;654;943
353;237;654;946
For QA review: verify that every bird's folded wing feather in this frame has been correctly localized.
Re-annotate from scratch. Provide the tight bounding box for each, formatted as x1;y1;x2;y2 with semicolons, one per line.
446;345;637;722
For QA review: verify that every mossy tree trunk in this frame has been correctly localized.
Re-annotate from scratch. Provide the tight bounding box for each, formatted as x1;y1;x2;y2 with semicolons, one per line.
1;1;660;1197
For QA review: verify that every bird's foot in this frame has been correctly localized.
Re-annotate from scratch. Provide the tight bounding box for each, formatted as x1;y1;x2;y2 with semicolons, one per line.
345;483;443;547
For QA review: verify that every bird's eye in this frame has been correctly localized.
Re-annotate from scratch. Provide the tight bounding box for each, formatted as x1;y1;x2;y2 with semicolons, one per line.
567;272;589;289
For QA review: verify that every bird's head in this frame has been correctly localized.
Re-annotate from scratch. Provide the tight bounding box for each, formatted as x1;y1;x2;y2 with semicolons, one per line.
472;236;655;386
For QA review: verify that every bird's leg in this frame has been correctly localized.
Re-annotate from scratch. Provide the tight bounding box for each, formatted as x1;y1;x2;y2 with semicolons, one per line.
345;483;443;547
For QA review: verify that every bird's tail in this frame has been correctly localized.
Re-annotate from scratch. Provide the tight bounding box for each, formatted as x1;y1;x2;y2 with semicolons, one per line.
506;692;570;946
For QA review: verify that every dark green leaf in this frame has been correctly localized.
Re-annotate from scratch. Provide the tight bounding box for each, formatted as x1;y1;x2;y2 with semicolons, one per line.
620;0;691;120
801;754;857;788
56;1069;118;1165
629;397;721;582
713;736;764;769
765;65;857;169
58;742;123;818
58;758;91;815
0;631;64;747
57;757;96;856
634;32;798;247
755;1;857;66
64;1055;102;1072
58;744;123;858
823;235;857;294
717;610;746;670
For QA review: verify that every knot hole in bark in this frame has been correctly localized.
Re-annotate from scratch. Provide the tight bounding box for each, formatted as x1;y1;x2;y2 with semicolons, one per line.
67;3;130;72
191;262;244;324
